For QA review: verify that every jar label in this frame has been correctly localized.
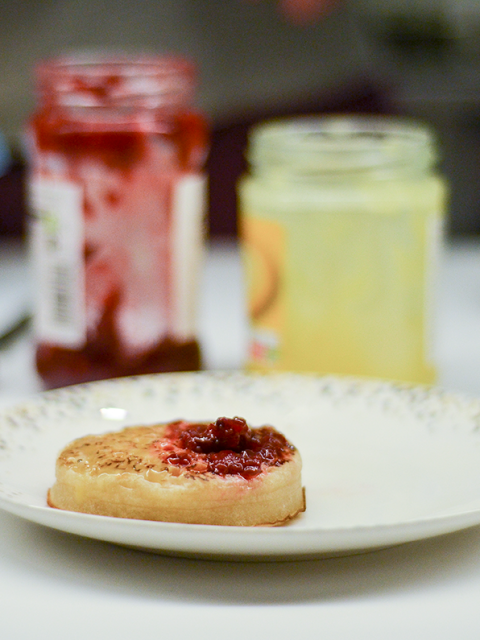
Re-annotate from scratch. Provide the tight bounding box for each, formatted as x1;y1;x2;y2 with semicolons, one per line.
28;173;206;351
171;174;207;339
29;177;87;348
242;216;286;366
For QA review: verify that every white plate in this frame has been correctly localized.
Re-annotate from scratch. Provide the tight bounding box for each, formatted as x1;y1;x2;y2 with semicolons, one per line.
2;371;480;561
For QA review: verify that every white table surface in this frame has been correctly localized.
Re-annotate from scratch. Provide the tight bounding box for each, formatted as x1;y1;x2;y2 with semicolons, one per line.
2;238;480;639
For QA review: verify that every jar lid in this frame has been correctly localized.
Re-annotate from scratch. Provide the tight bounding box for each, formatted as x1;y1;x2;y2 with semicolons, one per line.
248;115;438;178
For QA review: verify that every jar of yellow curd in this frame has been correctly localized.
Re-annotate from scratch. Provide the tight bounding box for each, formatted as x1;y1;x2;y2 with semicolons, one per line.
238;115;446;384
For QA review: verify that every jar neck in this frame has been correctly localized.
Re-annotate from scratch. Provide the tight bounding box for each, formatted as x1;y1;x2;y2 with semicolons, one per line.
35;54;196;111
247;116;438;182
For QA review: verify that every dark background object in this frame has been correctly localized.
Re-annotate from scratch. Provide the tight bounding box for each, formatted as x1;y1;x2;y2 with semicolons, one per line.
0;161;27;237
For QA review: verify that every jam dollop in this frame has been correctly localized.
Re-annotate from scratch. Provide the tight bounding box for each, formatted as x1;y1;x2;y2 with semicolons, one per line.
153;417;294;479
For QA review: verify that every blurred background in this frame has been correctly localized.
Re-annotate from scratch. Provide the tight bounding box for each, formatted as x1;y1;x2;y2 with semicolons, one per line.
1;0;480;238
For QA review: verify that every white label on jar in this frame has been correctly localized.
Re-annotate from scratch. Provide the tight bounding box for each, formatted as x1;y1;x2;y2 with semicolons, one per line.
29;178;86;347
171;173;207;340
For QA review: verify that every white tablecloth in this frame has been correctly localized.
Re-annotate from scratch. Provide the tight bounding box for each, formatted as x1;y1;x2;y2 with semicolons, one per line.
1;239;480;640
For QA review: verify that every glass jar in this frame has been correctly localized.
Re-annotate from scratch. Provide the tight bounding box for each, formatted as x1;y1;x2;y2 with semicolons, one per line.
26;54;208;389
238;115;446;384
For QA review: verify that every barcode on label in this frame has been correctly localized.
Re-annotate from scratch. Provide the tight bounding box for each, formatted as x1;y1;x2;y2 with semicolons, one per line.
29;177;86;347
51;264;74;326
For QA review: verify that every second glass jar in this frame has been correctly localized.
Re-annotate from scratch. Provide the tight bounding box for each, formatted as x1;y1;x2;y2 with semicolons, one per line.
239;115;446;384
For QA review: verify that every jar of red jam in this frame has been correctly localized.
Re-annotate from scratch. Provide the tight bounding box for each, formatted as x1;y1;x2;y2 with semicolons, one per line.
26;54;208;388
